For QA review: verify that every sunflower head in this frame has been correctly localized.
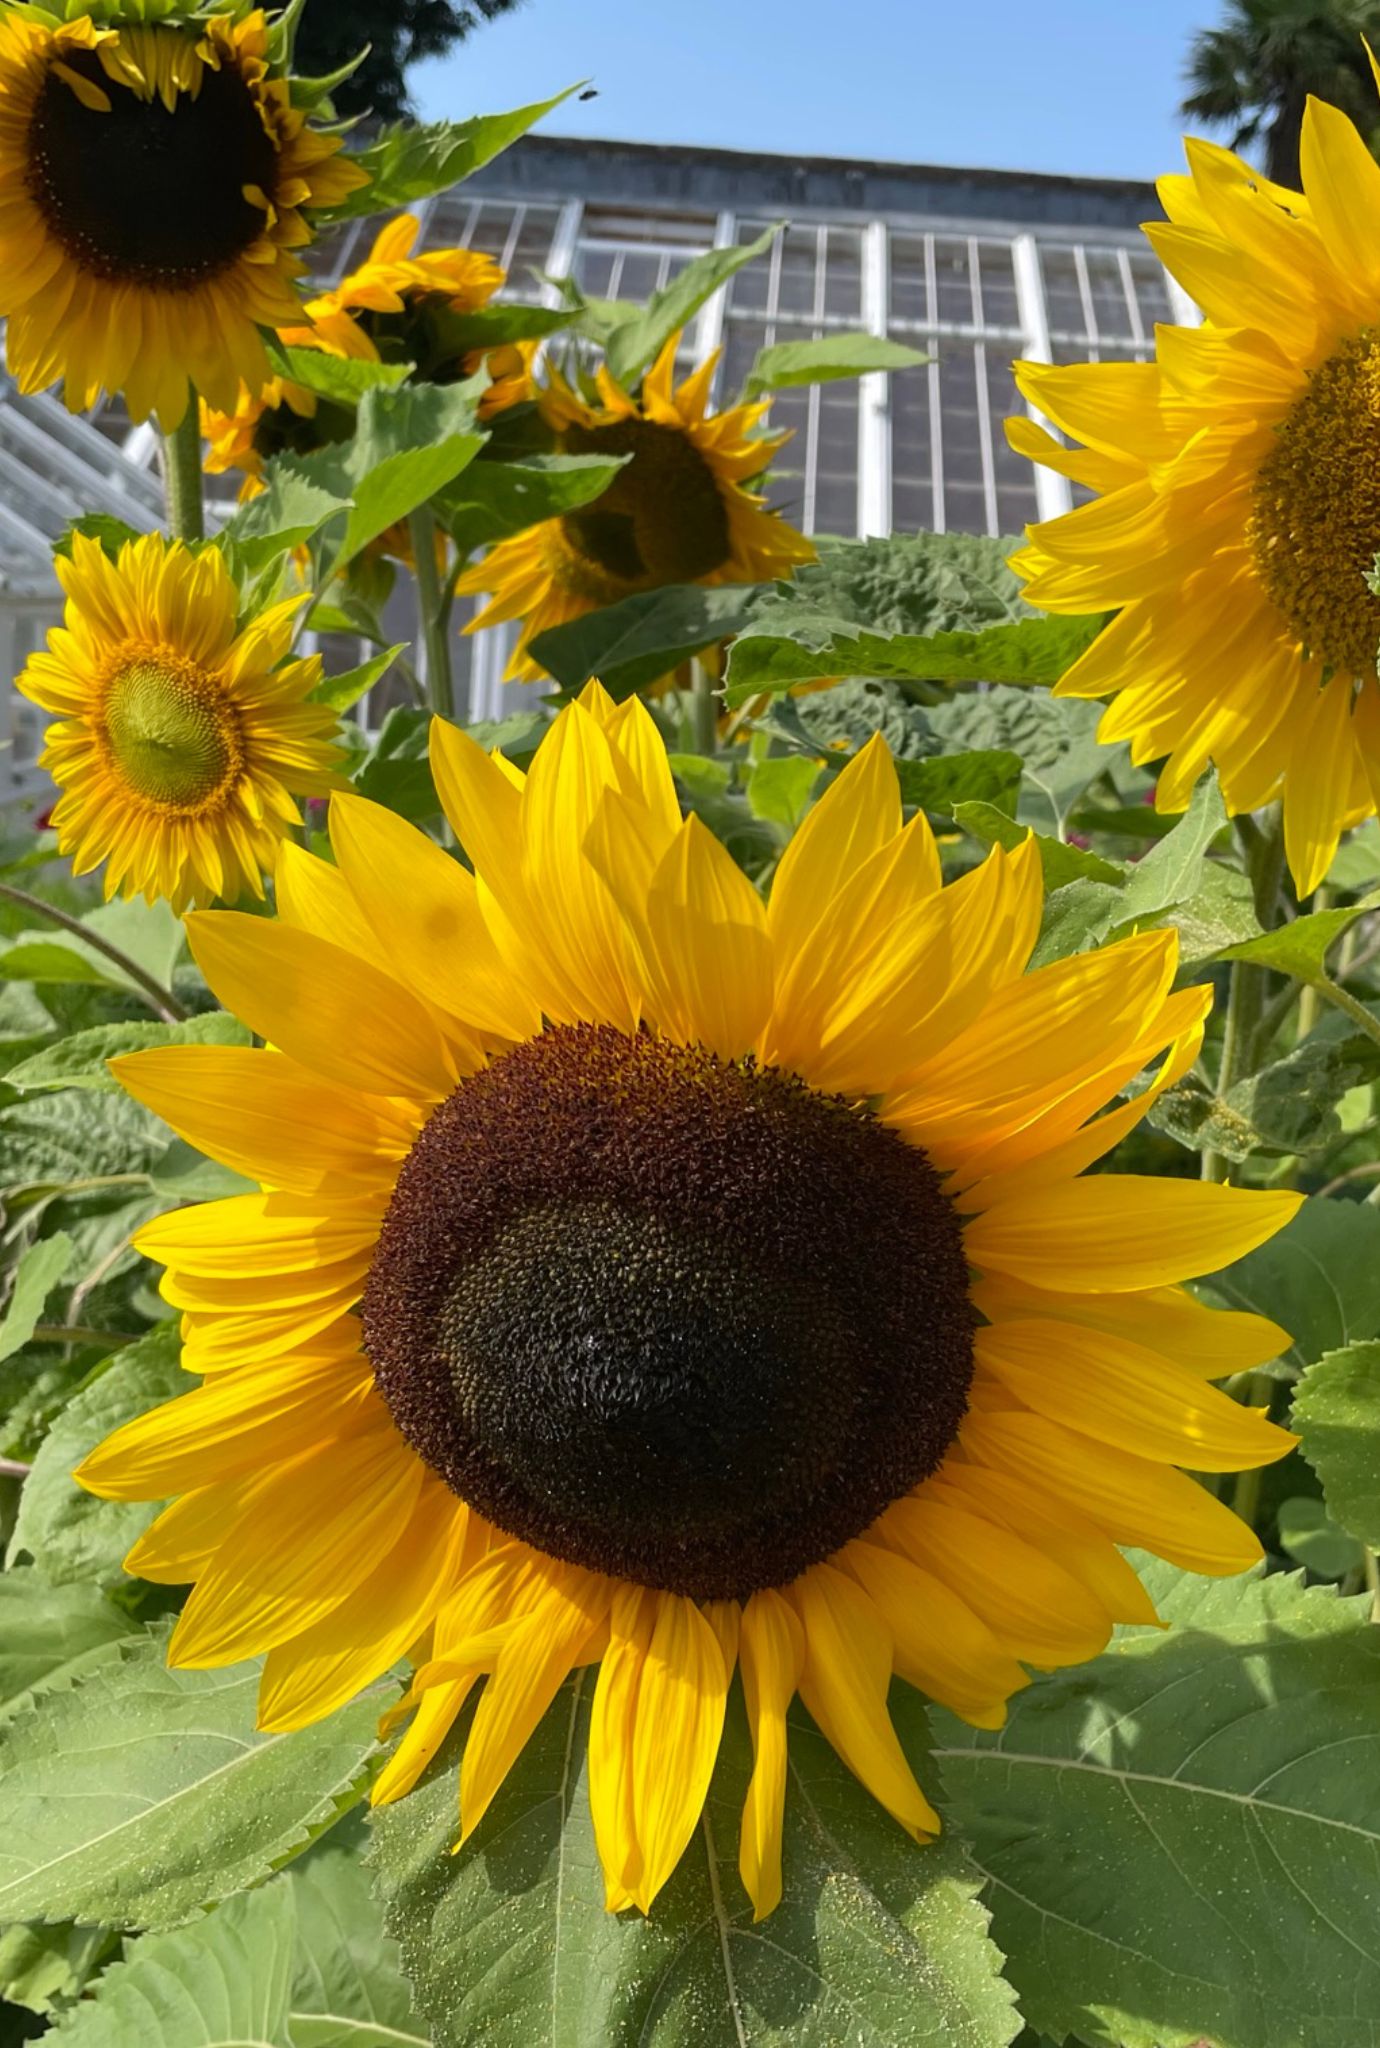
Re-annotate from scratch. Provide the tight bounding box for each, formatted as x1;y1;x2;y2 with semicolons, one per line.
0;3;366;425
455;331;818;681
19;531;344;909
1005;61;1380;894
79;685;1300;1919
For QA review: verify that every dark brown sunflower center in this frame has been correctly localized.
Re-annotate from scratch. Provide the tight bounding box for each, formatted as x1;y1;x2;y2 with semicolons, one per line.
104;657;237;808
556;418;734;589
26;45;278;289
1250;329;1380;676
362;1023;975;1601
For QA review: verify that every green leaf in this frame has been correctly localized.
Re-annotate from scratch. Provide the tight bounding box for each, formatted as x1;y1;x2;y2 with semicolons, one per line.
5;1014;248;1096
266;341;413;406
352;706;440;827
1327;820;1380;892
954;801;1123;889
0;1919;112;2019
928;690;1119;838
7;1323;186;1588
0;1629;383;1931
440;452;628;560
602;225;782;386
744;333;930;396
1114;771;1228;922
81;900;185;997
145;1138;256;1204
287;1844;426;2048
1276;1495;1365;1580
1294;1340;1380;1550
52;515;145;565
935;1567;1380;2048
0;1573;134;1719
335;89;583;220
48;1880;297;2046
312;644;407;715
370;1675;1020;2048
1149;1032;1380;1163
894;752;1023;820
529;584;767;697
1163;859;1263;969
0;1092;167;1200
0;1235;73;1363
726;612;1105;703
224;468;354;579
1218;887;1380;986
0;939;127;991
743;757;823;834
289;382;487;570
1198;1197;1380;1373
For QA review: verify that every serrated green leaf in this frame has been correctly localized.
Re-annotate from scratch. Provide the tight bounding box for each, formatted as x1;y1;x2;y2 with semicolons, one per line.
312;644;407;715
289;382;487;570
744;333;930;396
529;584;768;697
927;690;1118;838
7;1323;185;1587
0;1918;112;2020
1162;859;1263;968
603;225;782;386
898;752;1024;820
49;1880;297;2045
0;1092;168;1200
0;1573;134;1719
743;757;823;833
935;1568;1380;2048
266;341;413;406
1294;1340;1380;1550
1197;1197;1380;1372
440;452;628;560
1276;1494;1366;1579
1218;888;1380;986
334;89;582;221
224;469;354;579
0;1629;383;1931
725;612;1105;704
955;801;1123;888
1149;1032;1380;1163
1115;771;1227;922
5;1014;248;1096
0;1236;73;1363
52;515;146;565
287;1845;427;2048
370;1675;1020;2048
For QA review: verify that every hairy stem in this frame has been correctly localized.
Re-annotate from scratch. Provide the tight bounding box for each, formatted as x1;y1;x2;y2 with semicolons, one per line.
162;404;205;544
0;883;188;1022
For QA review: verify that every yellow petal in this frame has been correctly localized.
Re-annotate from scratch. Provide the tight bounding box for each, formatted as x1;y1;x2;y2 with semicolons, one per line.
841;1540;1026;1728
641;815;772;1059
738;1589;804;1921
767;735;905;977
791;1563;939;1841
964;1177;1302;1291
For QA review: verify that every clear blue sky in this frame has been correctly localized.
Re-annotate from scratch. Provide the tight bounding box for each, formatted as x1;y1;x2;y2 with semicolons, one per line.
413;0;1223;184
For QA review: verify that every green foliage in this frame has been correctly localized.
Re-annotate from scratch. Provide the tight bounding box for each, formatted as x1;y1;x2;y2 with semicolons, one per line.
1219;889;1380;986
333;91;582;219
529;586;768;697
5;1015;248;1097
288;381;488;570
370;1678;1020;2048
1294;1341;1380;1550
935;1565;1380;2048
440;453;629;560
598;227;783;387
1150;1031;1380;1163
0;1627;382;1930
743;333;931;396
1200;1199;1380;1373
0;1241;72;1366
0;1575;134;1721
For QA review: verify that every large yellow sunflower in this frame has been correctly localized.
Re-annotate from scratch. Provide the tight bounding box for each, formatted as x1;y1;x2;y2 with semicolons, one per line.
1007;65;1380;896
18;532;343;910
0;5;365;427
202;213;536;502
455;334;817;681
78;686;1299;1919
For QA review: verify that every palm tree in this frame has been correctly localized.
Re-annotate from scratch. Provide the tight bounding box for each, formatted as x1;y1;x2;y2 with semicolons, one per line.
1183;0;1380;187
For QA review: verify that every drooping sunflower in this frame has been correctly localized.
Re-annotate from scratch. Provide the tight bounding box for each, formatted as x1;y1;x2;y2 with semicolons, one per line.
79;686;1299;1918
19;532;343;910
202;213;537;515
0;5;365;427
1007;65;1380;896
454;333;817;681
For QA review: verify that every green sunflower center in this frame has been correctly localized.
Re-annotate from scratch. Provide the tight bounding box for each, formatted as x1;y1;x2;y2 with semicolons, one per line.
363;1023;975;1601
556;418;734;591
26;43;278;288
104;657;237;809
1250;329;1380;676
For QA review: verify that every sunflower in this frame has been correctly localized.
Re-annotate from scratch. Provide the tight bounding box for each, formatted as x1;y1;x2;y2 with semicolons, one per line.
18;532;343;910
454;334;817;681
1005;65;1380;896
78;687;1299;1918
202;213;536;501
0;5;365;428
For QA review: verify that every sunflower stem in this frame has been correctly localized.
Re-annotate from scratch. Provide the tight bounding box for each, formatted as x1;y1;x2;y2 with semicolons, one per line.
410;507;456;721
162;404;206;545
691;657;718;758
1228;1369;1275;1528
0;883;189;1023
1203;807;1285;1183
1313;974;1380;1049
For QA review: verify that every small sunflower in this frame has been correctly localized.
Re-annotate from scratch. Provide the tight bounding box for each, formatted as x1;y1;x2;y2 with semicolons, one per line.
1007;61;1380;895
19;532;343;910
455;333;817;681
0;5;365;427
80;687;1298;1919
202;213;537;503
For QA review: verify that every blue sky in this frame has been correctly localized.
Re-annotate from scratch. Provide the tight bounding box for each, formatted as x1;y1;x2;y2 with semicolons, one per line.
414;0;1222;184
